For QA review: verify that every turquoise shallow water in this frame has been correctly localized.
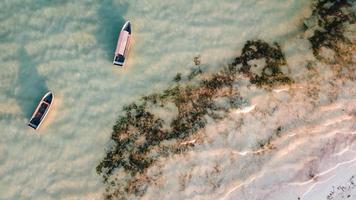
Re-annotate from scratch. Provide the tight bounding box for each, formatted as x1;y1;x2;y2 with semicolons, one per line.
1;0;355;200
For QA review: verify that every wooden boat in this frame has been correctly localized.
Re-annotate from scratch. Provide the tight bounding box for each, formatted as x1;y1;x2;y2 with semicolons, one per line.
113;21;131;66
28;91;54;130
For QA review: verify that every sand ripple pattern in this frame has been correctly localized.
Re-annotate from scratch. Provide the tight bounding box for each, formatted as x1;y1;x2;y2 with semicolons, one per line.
0;0;354;200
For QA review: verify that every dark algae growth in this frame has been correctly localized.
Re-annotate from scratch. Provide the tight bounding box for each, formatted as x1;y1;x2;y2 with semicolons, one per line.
307;0;355;60
231;40;293;87
96;40;292;199
97;1;355;198
305;0;355;79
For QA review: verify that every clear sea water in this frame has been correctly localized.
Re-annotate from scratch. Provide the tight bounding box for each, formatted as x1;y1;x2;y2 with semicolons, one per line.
0;0;355;200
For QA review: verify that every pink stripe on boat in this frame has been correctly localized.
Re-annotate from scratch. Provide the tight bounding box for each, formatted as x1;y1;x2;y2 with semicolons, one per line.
115;31;129;55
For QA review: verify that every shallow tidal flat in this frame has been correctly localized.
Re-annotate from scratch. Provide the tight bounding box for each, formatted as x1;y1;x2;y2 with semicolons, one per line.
0;0;355;200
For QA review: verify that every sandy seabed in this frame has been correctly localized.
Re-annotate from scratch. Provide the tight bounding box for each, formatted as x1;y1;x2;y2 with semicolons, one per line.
0;0;355;200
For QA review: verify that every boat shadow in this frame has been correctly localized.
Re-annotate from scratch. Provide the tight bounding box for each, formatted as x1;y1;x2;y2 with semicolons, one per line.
96;0;128;61
14;47;49;119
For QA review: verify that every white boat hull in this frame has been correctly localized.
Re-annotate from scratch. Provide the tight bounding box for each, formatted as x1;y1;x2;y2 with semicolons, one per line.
28;91;54;130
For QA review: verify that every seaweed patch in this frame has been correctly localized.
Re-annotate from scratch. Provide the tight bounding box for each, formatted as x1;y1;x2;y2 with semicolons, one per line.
96;40;291;199
97;65;238;198
231;40;293;87
306;0;355;61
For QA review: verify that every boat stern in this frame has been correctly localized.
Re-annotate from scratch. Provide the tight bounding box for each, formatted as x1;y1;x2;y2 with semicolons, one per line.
113;54;125;66
113;61;124;66
28;122;38;130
